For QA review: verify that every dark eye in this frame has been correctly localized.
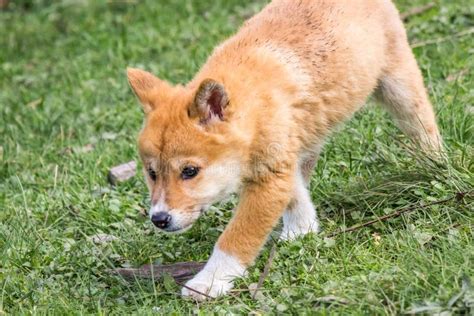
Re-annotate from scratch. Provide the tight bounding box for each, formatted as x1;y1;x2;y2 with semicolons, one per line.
181;166;199;180
148;168;157;181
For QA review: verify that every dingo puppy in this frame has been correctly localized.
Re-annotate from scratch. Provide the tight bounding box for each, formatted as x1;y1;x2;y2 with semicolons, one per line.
127;0;441;300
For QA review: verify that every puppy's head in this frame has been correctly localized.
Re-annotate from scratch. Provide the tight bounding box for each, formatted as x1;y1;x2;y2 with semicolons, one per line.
127;68;243;232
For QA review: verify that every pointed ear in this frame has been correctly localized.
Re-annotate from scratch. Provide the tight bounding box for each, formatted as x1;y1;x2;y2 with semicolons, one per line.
127;67;163;114
189;79;229;124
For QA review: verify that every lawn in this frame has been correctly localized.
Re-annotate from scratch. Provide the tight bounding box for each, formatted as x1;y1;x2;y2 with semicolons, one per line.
0;0;473;314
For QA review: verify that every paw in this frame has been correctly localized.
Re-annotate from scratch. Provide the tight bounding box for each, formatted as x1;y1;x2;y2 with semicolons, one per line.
180;246;246;301
181;275;233;301
280;220;319;241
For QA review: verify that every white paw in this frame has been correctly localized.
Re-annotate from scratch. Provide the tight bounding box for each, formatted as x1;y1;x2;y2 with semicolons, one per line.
181;275;233;301
181;246;246;301
280;220;320;241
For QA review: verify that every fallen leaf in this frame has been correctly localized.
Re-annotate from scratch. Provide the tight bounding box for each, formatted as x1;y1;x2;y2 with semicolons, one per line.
372;232;381;245
27;98;43;109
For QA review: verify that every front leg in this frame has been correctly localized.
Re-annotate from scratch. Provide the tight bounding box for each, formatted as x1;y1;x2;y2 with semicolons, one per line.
281;156;320;240
182;169;294;300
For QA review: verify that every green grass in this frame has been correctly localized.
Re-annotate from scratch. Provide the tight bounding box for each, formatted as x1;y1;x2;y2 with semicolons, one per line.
1;0;473;314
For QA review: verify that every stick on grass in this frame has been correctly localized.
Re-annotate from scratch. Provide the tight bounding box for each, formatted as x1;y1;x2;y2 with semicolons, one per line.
112;261;205;283
252;242;277;300
401;3;435;20
411;28;474;48
327;191;471;238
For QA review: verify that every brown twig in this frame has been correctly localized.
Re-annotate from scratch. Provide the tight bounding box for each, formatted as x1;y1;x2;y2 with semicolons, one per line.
111;261;206;283
411;28;474;48
401;2;435;20
327;191;471;238
112;261;212;299
252;242;277;300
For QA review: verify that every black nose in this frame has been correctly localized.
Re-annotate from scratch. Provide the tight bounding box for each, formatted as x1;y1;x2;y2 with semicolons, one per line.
151;212;172;229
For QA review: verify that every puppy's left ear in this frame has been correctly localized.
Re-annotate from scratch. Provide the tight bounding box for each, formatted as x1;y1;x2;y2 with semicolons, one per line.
127;67;167;114
189;79;229;124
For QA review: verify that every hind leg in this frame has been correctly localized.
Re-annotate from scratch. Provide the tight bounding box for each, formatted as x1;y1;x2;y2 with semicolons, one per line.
376;45;442;154
280;155;320;240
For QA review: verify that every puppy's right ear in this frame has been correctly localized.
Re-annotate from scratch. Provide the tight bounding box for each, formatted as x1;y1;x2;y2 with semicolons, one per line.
127;68;166;114
189;79;229;125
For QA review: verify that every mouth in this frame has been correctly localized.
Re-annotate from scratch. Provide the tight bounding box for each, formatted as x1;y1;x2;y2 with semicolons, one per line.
162;227;189;233
153;207;206;233
159;222;193;233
